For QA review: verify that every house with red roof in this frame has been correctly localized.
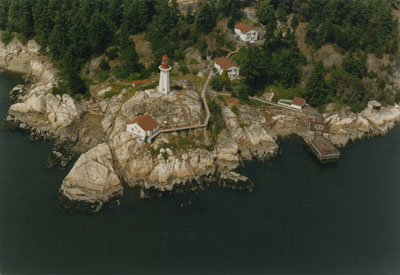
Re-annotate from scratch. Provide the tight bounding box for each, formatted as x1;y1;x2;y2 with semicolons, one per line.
126;115;160;141
234;22;258;42
214;56;240;79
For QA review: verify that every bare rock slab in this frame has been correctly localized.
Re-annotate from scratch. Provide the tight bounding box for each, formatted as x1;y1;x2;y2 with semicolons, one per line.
59;143;123;212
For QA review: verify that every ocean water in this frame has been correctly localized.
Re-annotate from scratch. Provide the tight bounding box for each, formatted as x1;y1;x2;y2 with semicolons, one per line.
1;73;400;274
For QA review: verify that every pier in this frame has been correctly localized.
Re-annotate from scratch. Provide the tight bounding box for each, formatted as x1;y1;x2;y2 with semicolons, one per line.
309;114;340;162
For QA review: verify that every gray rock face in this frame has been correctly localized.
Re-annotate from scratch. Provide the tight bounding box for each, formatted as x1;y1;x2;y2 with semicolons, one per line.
1;37;85;138
325;103;400;147
222;106;278;160
219;172;254;192
60;143;123;212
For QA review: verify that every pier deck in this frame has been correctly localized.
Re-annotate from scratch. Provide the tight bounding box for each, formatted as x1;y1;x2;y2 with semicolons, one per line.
310;134;340;162
309;114;340;162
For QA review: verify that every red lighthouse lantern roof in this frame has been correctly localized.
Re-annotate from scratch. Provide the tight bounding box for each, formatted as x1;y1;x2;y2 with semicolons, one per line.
161;54;170;69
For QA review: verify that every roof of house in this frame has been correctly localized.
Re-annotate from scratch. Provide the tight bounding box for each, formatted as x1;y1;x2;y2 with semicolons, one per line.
132;80;151;86
215;57;239;70
234;22;257;34
127;115;159;131
292;97;306;106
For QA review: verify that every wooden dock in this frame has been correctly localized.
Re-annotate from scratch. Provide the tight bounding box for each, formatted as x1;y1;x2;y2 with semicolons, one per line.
309;114;340;162
310;134;340;162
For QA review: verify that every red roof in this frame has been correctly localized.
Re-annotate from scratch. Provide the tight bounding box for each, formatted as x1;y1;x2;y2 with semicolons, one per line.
292;97;306;106
161;54;170;69
234;22;256;34
127;115;159;131
132;80;151;86
215;57;238;70
229;97;240;105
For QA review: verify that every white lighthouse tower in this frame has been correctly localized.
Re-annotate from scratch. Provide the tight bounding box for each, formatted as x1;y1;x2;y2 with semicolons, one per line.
158;54;171;95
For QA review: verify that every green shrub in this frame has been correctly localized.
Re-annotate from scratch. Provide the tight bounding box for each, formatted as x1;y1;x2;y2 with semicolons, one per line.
106;47;119;60
395;91;400;103
342;54;367;78
172;85;183;90
104;90;120;99
377;77;386;90
99;58;110;71
1;31;12;45
231;105;238;115
208;99;226;135
52;87;64;95
16;33;27;45
112;65;128;79
211;75;223;91
367;71;378;79
96;70;110;82
179;62;189;75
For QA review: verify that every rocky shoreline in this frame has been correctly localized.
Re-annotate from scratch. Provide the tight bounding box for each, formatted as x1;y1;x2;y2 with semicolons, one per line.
2;38;400;212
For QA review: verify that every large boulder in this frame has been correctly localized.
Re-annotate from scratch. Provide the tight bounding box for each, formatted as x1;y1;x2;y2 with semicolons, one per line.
59;143;123;212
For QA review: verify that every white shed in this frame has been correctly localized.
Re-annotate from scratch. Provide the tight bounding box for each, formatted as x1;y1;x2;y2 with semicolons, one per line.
126;115;160;141
291;97;306;110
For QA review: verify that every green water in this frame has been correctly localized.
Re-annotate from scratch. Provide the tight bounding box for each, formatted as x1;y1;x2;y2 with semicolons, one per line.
1;73;400;274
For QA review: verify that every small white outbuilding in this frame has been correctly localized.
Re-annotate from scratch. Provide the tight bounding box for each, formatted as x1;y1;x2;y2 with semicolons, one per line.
126;115;160;141
291;97;306;110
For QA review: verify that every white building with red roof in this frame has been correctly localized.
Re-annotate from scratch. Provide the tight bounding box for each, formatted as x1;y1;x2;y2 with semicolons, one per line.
126;115;160;141
214;56;240;79
234;22;258;42
291;97;306;109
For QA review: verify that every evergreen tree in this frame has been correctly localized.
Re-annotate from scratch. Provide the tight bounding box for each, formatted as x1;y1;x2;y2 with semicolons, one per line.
32;0;57;47
8;0;34;38
185;5;194;24
67;11;90;64
342;54;367;79
256;0;276;35
106;0;122;28
0;0;9;30
88;12;113;55
271;48;301;88
196;2;216;34
148;0;178;35
217;0;241;20
48;12;68;61
120;40;139;76
120;0;149;36
241;45;267;91
304;61;332;106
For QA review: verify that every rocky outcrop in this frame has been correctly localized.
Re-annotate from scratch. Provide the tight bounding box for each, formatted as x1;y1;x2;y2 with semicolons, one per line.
108;126;215;198
1;38;87;145
59;143;123;212
222;106;278;160
325;103;400;147
219;172;254;192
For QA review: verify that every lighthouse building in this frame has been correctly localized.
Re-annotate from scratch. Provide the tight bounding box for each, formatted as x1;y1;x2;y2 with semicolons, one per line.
158;54;171;95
